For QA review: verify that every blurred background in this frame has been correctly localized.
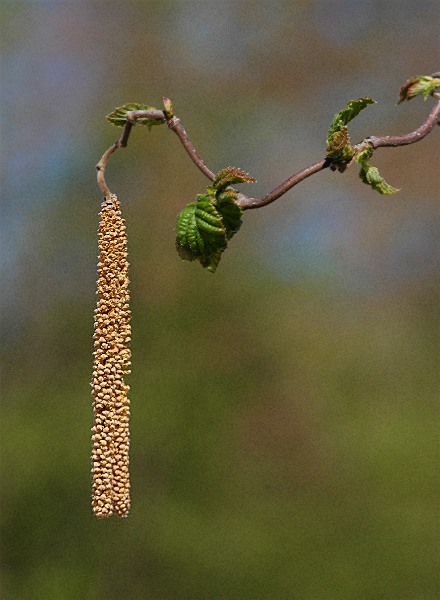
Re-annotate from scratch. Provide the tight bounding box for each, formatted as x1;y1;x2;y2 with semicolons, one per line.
1;1;439;598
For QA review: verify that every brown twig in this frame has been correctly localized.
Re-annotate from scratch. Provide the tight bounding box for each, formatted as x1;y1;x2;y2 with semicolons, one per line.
125;109;166;124
236;96;440;209
125;108;215;179
165;116;216;180
365;98;440;149
123;109;216;179
96;142;119;196
98;94;439;207
235;160;331;209
96;110;166;195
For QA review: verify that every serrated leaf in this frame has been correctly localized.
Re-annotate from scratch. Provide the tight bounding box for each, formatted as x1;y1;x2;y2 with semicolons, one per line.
106;103;162;128
194;195;226;235
212;167;256;193
176;195;228;272
359;165;399;195
176;172;249;272
398;76;440;103
356;149;399;195
327;98;376;140
199;251;222;273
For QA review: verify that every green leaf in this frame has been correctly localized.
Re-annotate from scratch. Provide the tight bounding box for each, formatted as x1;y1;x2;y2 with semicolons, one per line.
176;195;227;273
359;165;399;195
216;195;243;240
326;98;376;161
327;98;376;139
194;195;226;238
175;202;200;261
212;167;256;193
356;147;399;195
106;103;162;128
175;167;252;272
398;75;440;103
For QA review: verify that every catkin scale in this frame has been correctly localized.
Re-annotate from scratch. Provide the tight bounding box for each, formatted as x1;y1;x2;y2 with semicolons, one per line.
91;194;131;518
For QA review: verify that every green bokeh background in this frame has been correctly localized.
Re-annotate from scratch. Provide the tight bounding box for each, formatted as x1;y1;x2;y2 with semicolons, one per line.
1;1;439;598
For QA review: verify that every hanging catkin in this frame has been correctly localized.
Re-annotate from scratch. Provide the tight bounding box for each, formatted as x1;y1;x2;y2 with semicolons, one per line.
91;193;131;518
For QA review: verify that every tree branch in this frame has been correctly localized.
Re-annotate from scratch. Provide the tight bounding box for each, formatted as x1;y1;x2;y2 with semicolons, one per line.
165;116;216;180
236;96;440;209
98;93;439;205
235;159;331;209
96;108;214;195
96;142;120;196
96;110;166;195
365;97;440;149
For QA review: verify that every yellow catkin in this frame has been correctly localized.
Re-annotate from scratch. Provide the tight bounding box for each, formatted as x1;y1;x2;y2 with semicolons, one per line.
91;193;131;518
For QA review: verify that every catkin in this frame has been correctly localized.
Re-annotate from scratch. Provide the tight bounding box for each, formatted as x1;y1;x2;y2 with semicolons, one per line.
91;193;131;518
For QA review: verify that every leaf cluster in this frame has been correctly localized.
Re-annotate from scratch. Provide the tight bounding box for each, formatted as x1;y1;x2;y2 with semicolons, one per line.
175;168;255;272
326;98;398;195
326;97;376;163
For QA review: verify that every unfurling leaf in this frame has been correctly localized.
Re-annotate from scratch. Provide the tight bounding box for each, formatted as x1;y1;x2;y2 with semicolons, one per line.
327;98;376;139
326;98;376;162
326;127;355;162
176;195;227;273
106;103;163;128
356;146;399;195
176;167;254;272
398;75;440;103
212;167;256;193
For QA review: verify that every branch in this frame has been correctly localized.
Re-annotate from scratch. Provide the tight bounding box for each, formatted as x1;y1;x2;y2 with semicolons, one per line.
98;88;439;204
236;95;440;209
235;159;331;209
96;108;214;195
366;97;440;149
165;116;216;180
96;142;120;196
97;110;167;195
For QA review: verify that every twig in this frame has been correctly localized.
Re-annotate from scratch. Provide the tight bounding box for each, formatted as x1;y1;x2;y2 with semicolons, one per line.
366;98;440;149
96;142;119;196
125;109;166;124
235;160;331;209
96;110;166;195
236;96;440;209
165;116;216;180
119;121;134;148
98;95;439;206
